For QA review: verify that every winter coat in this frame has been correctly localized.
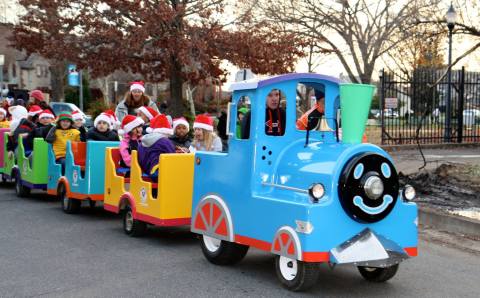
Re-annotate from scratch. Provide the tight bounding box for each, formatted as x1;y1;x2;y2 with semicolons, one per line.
25;123;54;150
46;127;81;159
119;134;141;167
138;133;175;175
169;135;192;152
86;127;120;142
0;120;10;129
7;118;36;152
115;100;159;122
77;126;87;142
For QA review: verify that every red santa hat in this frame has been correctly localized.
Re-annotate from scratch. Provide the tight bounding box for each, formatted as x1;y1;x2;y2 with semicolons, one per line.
39;109;55;119
72;110;85;123
118;115;144;136
94;113;113;130
28;105;43;116
146;114;173;135
30;89;45;102
137;106;158;121
103;109;120;129
173;117;190;132
0;108;7;116
130;81;145;93
193;114;213;132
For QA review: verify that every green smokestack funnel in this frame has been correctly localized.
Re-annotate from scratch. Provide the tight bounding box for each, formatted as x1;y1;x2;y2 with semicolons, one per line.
340;83;375;144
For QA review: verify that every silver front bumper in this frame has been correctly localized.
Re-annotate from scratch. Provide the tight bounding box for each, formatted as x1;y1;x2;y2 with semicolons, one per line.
329;228;409;267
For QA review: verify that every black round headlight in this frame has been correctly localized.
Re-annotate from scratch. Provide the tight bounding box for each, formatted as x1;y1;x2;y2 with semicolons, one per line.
338;153;399;223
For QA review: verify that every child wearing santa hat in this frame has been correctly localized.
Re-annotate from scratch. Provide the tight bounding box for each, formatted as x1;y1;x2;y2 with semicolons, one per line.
118;115;144;168
25;109;55;150
7;105;36;154
138;114;175;177
86;112;120;141
28;105;43;123
136;106;159;134
189;114;222;153
71;110;87;141
169;117;191;153
103;109;121;131
0;108;10;128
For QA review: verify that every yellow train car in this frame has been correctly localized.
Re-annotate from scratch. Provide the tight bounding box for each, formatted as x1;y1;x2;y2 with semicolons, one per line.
103;148;194;236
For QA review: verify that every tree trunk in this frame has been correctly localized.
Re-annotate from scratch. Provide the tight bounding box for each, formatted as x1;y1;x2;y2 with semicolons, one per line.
49;60;65;102
169;55;184;117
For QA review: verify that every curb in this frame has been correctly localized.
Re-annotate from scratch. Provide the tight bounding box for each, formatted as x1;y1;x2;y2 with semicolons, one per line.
419;207;480;238
382;142;480;152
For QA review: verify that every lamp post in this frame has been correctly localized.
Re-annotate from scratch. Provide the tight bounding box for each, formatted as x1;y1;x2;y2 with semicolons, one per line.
0;54;4;94
444;3;457;142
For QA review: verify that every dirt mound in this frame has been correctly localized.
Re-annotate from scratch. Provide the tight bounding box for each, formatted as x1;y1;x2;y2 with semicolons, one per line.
400;163;480;210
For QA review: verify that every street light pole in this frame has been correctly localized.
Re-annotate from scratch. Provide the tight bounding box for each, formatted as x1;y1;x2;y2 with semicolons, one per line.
0;54;4;95
444;3;457;142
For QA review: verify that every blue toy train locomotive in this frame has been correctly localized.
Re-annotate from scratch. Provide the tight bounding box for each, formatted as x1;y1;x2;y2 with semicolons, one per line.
190;73;417;291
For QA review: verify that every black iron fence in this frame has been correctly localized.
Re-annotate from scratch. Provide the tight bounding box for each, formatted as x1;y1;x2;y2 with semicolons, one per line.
378;67;480;145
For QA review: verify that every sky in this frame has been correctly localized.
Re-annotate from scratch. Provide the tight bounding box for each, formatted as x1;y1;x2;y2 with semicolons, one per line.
4;0;480;86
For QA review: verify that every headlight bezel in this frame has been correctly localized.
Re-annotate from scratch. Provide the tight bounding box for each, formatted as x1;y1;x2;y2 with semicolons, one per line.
402;184;416;201
309;183;325;202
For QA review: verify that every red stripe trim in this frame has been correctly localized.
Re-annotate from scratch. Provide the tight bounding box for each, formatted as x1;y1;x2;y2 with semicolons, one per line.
68;192;103;201
135;212;190;227
302;252;330;262
404;247;418;257
234;234;271;251
104;203;119;214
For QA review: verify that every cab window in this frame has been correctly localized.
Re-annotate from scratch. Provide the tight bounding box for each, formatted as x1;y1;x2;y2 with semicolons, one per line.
296;83;332;131
236;96;251;140
265;89;286;136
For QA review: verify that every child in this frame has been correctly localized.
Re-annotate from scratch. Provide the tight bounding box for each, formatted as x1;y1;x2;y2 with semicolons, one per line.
0;108;10;128
86;113;120;141
118;115;144;168
103;109;121;131
45;111;80;173
72;110;87;141
169;117;191;153
236;107;248;138
28;105;43;124
25;109;55;150
189;114;222;152
137;106;158;133
7;105;36;154
138;114;175;177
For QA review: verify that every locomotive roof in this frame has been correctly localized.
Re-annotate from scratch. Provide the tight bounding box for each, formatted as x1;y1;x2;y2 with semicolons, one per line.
228;73;342;91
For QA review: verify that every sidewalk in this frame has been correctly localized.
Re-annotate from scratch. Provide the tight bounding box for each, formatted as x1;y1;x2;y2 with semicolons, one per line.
387;146;480;175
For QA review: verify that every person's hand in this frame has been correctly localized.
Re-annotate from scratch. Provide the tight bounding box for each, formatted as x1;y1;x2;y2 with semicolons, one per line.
8;151;14;159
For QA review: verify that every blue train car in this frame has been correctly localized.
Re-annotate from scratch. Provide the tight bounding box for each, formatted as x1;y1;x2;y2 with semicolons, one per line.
190;73;417;291
47;141;119;213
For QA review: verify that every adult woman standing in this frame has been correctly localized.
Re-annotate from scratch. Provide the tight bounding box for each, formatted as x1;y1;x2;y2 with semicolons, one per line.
29;89;55;116
115;81;159;122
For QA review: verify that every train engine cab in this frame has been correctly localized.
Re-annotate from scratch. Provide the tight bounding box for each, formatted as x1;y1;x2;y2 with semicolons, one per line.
190;73;417;291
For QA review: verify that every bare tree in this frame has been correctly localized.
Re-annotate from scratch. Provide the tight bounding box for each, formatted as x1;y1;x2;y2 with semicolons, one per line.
254;0;440;83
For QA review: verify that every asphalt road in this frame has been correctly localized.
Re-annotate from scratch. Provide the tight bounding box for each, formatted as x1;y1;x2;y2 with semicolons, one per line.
0;187;479;298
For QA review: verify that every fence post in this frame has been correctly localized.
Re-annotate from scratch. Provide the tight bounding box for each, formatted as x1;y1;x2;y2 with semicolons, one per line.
457;67;465;143
380;69;385;145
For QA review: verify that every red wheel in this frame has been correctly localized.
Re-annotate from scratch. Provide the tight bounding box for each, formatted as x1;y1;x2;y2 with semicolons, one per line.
192;195;232;241
272;227;301;260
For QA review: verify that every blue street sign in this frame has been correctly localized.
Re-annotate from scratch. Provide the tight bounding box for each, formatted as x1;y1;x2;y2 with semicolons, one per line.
68;64;79;86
